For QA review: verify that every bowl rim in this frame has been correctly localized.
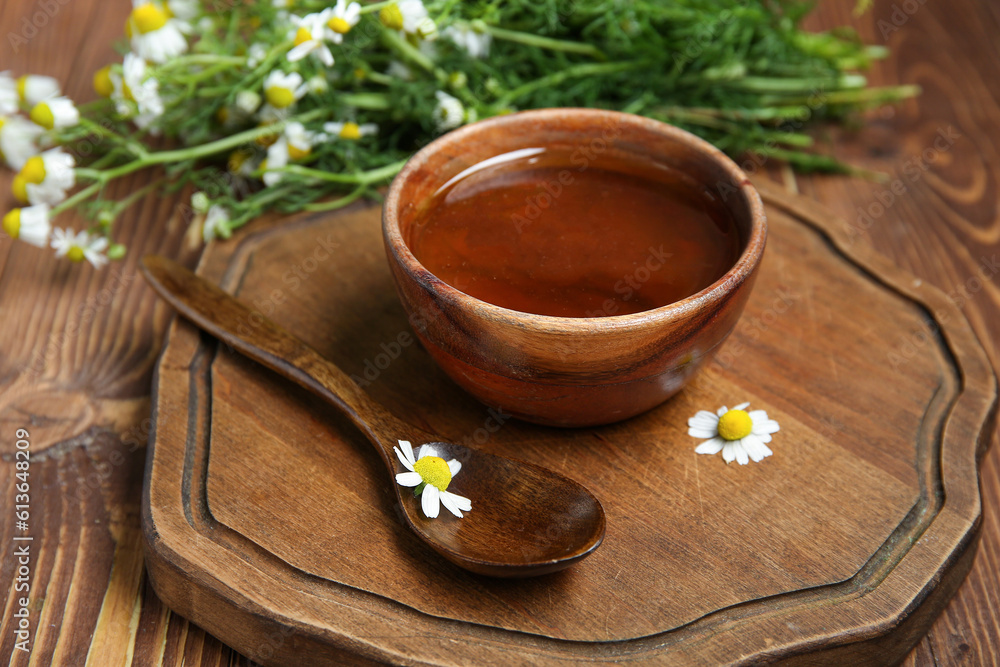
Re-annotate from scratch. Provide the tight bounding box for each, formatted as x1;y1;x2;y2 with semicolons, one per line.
383;107;767;334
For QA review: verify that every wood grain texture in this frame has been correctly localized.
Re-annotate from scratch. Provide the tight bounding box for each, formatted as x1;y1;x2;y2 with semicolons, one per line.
0;0;998;665
141;186;994;664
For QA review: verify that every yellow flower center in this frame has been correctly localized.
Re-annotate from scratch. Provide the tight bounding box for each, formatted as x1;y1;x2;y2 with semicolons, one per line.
265;86;295;109
130;3;168;35
228;149;252;173
293;26;313;46
328;16;352;34
379;5;404;31
413;455;451;491
16;75;28;101
338;122;361;140
216;106;230;124
67;245;85;262
29;102;55;130
717;409;753;441
2;209;21;239
288;144;310;160
93;66;114;98
353;67;367;80
12;156;46;202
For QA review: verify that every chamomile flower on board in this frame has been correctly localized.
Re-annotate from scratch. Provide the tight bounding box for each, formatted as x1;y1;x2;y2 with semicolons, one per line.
126;1;189;64
287;11;335;67
112;54;165;131
325;0;361;43
394;440;472;519
12;148;75;206
688;402;780;465
323;121;378;141
202;205;231;243
432;90;465;132
0;115;43;170
29;96;79;130
2;204;51;248
51;228;108;268
443;24;492;58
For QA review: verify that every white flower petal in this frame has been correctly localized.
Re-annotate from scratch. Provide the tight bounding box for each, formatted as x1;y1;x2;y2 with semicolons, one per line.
397;440;415;467
447;459;461;476
695;437;725;455
734;402;750;410
395;471;422;486
688;427;718;439
439;490;469;518
418;444;438;459
421;483;440;518
690;411;720;425
721;441;738;463
733;443;750;465
717;406;728;416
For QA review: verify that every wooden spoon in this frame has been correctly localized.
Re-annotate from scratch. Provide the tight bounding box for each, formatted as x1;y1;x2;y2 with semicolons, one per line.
141;255;606;577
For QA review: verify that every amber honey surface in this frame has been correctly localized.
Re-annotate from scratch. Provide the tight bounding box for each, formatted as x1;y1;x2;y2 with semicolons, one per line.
408;148;741;318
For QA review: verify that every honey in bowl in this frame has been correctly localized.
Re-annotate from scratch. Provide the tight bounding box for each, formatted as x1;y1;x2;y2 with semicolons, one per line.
407;147;742;318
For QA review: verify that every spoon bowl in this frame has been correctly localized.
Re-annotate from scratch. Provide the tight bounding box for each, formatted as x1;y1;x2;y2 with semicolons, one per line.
140;255;605;577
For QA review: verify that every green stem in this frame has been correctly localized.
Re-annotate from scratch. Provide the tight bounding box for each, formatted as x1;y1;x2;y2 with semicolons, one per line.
274;159;406;185
154;54;245;72
498;61;640;105
484;25;606;60
51;182;102;216
358;0;397;13
339;92;393;110
381;28;436;74
303;184;368;211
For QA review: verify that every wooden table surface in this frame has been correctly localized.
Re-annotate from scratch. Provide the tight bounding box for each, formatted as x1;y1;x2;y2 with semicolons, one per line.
1;1;997;665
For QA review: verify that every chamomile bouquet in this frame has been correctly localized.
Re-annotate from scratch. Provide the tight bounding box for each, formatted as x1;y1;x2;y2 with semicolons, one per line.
0;0;916;265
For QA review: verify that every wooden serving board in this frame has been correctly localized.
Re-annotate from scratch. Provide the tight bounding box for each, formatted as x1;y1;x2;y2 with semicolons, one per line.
142;180;996;666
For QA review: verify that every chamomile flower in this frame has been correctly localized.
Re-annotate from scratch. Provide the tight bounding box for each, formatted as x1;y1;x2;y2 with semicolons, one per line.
126;1;189;64
263;70;307;111
381;0;436;41
385;60;413;81
432;90;465;132
29;96;79;130
51;228;108;268
166;0;200;22
112;54;165;131
262;121;317;186
394;440;472;519
0;73;20;114
0;115;43;170
15;74;61;107
323;121;378;140
287;11;335;67
246;43;268;68
2;204;51;248
325;0;361;43
443;23;492;58
688;402;780;465
12;148;75;206
202;205;231;242
235;90;262;115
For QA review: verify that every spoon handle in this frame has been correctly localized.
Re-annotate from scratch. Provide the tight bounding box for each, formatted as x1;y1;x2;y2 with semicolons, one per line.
140;255;417;472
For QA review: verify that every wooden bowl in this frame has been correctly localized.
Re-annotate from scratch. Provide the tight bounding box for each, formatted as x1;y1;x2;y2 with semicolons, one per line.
383;108;766;427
